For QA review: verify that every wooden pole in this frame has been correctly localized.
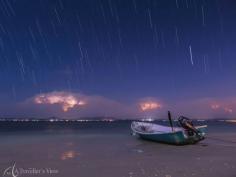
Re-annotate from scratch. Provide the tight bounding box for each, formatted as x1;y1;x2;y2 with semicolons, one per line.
168;111;174;132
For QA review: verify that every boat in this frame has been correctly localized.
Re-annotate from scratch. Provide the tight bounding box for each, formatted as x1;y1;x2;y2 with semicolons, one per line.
131;112;207;145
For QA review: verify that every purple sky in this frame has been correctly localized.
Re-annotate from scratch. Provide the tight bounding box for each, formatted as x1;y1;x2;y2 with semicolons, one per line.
0;0;236;119
0;91;235;119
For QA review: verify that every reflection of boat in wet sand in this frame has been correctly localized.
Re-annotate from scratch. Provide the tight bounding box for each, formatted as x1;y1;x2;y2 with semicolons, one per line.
131;111;207;145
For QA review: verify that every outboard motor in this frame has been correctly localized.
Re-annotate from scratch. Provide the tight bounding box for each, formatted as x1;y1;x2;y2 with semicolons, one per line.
178;116;204;139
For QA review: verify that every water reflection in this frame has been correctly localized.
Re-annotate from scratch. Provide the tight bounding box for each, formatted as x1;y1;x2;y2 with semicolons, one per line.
61;150;79;160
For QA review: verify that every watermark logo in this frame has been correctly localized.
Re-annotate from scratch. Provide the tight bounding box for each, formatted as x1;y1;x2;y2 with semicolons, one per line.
2;163;59;177
3;164;19;177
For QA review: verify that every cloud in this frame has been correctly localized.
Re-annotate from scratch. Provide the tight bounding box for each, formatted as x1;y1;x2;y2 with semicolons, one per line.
34;92;86;112
1;91;236;119
166;97;235;119
138;97;162;112
140;102;161;111
22;92;164;118
20;91;135;118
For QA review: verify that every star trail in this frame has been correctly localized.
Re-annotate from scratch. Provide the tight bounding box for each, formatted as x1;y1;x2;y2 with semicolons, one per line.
0;0;236;118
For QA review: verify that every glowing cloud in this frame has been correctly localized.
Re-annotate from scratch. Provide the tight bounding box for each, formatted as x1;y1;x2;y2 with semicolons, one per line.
210;103;233;114
224;107;233;113
211;104;220;110
140;101;162;111
10;93;236;119
34;92;86;112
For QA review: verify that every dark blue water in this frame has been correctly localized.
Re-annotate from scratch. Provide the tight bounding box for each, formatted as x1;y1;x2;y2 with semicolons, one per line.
0;120;235;134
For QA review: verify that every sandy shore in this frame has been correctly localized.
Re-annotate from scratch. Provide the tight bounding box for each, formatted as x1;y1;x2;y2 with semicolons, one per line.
0;131;236;177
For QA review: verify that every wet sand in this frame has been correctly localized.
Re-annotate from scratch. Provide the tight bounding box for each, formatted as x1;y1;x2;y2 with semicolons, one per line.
0;131;236;177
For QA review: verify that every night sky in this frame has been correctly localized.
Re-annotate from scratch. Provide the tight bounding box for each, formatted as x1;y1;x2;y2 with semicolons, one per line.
0;0;236;119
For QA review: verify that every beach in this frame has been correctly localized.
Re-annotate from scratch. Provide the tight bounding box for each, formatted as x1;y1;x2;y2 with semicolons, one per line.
0;121;236;177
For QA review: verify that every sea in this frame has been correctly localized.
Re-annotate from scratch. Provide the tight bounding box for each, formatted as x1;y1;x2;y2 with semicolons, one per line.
0;120;236;177
0;119;235;133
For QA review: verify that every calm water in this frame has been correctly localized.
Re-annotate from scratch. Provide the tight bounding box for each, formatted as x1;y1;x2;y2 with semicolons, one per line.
0;120;235;134
0;120;236;177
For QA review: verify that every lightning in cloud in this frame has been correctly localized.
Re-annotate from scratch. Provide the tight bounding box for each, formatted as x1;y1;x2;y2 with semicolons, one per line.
211;104;220;110
224;107;233;113
140;101;162;111
210;104;233;114
34;92;86;112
